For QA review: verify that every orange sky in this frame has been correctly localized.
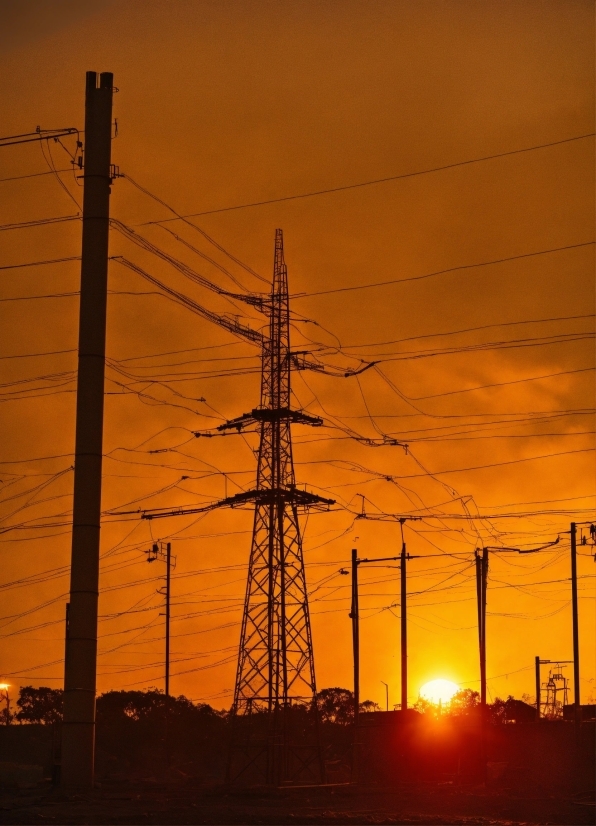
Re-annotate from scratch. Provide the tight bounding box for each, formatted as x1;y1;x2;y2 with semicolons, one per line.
0;0;594;712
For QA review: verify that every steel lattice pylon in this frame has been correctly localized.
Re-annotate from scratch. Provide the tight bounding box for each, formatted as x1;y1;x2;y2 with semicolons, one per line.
220;230;333;784
135;230;334;784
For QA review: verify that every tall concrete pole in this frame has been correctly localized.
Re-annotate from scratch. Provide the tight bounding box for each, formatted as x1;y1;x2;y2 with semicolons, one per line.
62;71;113;788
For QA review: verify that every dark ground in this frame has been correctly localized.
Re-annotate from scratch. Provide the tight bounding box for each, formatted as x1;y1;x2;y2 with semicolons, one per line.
1;780;594;826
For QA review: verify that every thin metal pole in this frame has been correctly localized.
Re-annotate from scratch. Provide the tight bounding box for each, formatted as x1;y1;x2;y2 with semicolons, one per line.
475;551;482;659
535;656;541;721
381;681;389;712
570;523;581;736
350;548;359;781
400;524;407;711
165;543;171;699
165;542;171;770
475;549;487;781
480;548;488;711
62;70;113;789
351;548;360;723
480;548;488;783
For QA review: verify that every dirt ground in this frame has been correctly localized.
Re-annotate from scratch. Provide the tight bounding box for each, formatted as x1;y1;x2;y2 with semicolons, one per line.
0;781;594;826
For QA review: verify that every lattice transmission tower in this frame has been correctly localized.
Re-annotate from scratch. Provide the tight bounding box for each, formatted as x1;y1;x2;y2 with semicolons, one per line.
218;230;333;784
135;229;334;784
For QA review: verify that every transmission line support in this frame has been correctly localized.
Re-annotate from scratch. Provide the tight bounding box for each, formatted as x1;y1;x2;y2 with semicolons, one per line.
62;70;114;789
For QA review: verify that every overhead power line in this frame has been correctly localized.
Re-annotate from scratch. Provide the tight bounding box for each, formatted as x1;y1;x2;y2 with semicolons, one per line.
112;257;264;346
0;215;80;232
140;132;595;222
0;168;72;183
123;174;268;284
293;241;595;299
338;313;595;350
0;292;79;303
410;367;595;401
0;256;81;271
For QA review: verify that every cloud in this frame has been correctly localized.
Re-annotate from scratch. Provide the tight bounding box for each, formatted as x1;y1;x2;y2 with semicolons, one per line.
0;0;113;53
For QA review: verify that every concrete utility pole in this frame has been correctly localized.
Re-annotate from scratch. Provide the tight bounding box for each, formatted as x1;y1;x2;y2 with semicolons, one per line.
61;71;113;788
570;523;581;736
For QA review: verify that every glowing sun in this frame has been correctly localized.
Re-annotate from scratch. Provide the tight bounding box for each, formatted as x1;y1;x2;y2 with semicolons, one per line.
419;679;459;704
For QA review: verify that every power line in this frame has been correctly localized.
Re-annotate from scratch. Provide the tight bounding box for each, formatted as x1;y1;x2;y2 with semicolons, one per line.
123;174;268;284
140;132;595;222
110;218;264;308
292;241;594;299
409;367;595;401
0;256;81;271
0;349;76;361
0;168;72;183
338;313;595;350
0;292;79;303
0;215;80;232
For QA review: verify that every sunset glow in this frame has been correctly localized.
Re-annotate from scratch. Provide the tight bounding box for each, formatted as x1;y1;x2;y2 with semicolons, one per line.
0;1;593;723
419;680;460;705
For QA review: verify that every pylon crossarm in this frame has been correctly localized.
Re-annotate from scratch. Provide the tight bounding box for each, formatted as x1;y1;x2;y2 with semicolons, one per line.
217;407;323;432
114;485;332;521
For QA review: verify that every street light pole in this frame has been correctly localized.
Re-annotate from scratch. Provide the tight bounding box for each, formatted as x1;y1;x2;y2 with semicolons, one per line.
381;681;389;712
0;684;10;725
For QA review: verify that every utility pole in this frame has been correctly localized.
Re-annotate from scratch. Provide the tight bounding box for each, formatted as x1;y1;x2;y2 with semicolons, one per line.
62;70;114;789
481;547;488;712
350;548;360;734
147;542;174;699
349;549;401;782
400;521;407;712
535;656;541;721
353;516;417;712
475;548;488;712
475;547;488;782
570;523;581;737
166;541;171;700
147;541;174;767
